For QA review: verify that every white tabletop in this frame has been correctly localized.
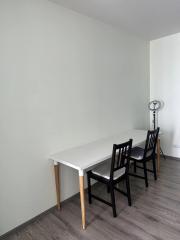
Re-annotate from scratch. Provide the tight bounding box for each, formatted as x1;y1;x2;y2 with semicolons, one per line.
50;129;147;175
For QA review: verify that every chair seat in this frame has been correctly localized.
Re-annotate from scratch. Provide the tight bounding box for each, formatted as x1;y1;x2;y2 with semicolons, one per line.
130;147;153;160
130;147;144;160
92;160;125;180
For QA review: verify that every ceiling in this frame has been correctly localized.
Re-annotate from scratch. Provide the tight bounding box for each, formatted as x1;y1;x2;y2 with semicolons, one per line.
51;0;180;40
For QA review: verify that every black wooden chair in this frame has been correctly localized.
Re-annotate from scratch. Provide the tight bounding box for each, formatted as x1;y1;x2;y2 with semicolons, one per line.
129;128;160;188
87;139;132;217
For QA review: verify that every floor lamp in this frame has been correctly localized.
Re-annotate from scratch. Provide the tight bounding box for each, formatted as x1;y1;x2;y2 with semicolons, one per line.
148;100;166;160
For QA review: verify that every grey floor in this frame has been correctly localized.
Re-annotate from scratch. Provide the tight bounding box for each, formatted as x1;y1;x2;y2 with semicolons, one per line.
4;158;180;240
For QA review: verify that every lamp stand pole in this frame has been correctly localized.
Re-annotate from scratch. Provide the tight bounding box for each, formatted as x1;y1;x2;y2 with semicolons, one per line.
152;108;166;160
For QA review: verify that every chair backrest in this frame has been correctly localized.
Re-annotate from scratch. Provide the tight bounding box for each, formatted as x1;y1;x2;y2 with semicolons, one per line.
143;127;160;159
110;139;132;181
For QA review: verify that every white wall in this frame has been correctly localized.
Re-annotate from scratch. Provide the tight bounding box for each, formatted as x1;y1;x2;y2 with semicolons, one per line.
0;0;149;235
150;33;180;158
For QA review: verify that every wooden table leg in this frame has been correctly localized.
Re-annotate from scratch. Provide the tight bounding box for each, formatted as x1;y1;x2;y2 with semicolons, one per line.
157;138;160;175
54;162;60;210
79;172;86;230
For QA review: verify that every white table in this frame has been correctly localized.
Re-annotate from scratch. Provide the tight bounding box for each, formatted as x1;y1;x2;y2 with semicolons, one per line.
50;129;160;229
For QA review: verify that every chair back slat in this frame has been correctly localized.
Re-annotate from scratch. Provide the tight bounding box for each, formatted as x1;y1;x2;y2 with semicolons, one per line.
144;128;160;158
110;139;132;180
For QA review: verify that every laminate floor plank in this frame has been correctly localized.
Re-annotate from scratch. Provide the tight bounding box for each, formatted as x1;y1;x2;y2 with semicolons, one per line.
4;158;180;240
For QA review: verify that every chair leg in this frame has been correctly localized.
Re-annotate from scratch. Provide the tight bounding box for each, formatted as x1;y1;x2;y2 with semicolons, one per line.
110;185;117;217
126;175;132;206
107;185;110;193
152;156;157;180
143;161;148;187
87;174;92;204
134;161;137;173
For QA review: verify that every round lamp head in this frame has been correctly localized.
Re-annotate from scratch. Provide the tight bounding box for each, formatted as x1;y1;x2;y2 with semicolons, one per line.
148;100;161;111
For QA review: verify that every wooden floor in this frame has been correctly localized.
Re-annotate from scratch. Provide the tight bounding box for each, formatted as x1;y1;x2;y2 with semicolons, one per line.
4;157;180;240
